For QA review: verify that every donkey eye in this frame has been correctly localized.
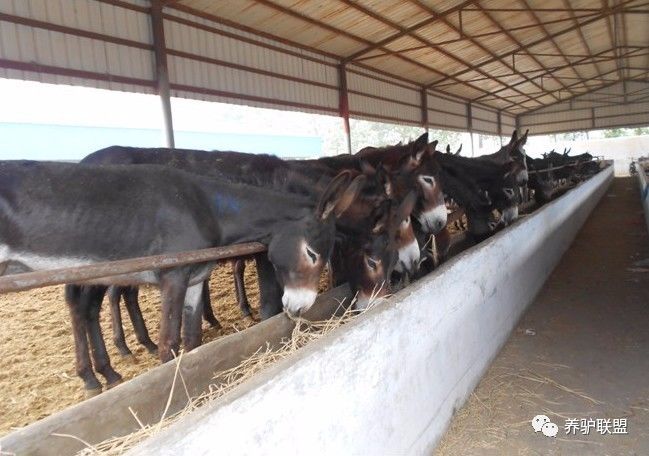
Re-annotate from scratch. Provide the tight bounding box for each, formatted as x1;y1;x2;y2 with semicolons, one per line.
365;256;379;271
421;176;435;185
305;246;318;264
401;216;410;226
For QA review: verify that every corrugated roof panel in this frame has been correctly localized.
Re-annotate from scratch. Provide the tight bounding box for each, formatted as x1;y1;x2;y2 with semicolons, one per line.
428;110;467;131
357;0;430;28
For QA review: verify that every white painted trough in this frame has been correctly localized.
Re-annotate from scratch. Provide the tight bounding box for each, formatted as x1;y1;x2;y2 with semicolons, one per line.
636;163;649;233
129;166;613;455
0;166;612;455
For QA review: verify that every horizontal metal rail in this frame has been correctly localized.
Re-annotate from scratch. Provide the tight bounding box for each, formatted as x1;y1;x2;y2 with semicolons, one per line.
0;242;266;294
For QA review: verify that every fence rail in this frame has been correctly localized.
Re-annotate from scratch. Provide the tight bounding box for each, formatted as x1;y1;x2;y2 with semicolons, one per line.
0;242;267;293
0;160;600;294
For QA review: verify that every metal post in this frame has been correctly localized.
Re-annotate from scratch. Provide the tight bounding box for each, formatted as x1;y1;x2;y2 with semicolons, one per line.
467;102;474;156
421;87;429;134
151;0;175;148
338;63;352;154
497;110;503;146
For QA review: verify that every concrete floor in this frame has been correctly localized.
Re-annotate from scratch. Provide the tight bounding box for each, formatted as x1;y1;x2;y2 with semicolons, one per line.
435;177;649;456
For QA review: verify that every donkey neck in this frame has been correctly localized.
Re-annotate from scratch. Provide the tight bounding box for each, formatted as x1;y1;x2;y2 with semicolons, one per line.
199;177;315;245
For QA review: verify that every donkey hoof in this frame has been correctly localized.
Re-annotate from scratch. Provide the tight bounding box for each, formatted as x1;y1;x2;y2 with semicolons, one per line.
107;378;124;389
145;345;158;355
84;387;102;399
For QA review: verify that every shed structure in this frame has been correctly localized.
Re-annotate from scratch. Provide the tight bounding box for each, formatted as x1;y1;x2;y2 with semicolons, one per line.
0;0;647;143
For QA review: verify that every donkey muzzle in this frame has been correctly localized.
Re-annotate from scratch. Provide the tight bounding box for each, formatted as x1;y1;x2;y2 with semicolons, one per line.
282;287;318;317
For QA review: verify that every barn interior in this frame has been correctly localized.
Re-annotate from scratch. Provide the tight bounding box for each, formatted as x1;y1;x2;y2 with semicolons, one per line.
0;1;648;454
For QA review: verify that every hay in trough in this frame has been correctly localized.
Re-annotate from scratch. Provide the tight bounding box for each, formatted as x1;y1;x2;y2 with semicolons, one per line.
70;294;380;455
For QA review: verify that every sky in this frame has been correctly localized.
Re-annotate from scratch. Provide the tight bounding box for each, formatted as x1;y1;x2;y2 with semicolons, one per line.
0;78;327;160
0;77;633;161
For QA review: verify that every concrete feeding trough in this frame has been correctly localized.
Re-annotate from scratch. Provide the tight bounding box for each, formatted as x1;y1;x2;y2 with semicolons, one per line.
129;167;612;455
636;162;649;233
1;166;613;455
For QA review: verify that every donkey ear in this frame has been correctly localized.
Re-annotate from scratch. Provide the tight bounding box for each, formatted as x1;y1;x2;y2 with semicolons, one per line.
509;129;518;145
331;174;366;219
376;164;393;197
455;144;463;155
446;144;451;154
359;159;376;176
413;132;429;150
397;191;418;221
315;170;352;220
371;206;389;234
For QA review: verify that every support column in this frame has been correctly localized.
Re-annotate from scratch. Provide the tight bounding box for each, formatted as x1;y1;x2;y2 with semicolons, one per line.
151;0;175;148
497;110;503;146
338;63;352;154
467;102;474;157
421;87;429;134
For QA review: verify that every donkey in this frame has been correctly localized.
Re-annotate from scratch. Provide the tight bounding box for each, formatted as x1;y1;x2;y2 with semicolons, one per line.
445;144;463;155
436;148;524;242
0;160;360;392
476;129;529;186
80;146;415;353
350;133;448;237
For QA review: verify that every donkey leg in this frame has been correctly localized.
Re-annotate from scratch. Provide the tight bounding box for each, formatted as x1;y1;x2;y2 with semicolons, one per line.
158;271;188;363
65;285;102;394
232;259;252;317
122;286;158;354
84;286;122;387
201;279;221;328
255;254;283;320
183;282;205;352
107;286;132;356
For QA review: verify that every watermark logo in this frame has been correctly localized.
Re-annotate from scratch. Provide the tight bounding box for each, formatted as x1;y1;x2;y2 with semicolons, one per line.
531;415;558;437
564;418;628;435
532;415;628;438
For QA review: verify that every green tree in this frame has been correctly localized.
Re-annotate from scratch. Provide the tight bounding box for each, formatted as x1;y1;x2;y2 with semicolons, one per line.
604;128;627;138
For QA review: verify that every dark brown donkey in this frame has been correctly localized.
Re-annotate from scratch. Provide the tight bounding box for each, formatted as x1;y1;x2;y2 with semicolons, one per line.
79;147;413;356
0;160;362;393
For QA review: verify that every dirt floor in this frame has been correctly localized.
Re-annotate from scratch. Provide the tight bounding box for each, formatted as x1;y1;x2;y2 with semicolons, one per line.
0;261;265;436
435;177;649;455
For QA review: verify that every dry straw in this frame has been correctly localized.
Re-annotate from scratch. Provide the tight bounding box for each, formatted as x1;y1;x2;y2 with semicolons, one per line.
69;293;383;455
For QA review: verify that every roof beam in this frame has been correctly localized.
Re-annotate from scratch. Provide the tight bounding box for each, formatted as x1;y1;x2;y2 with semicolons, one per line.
429;0;635;88
557;0;606;94
351;12;603;63
396;0;548;106
522;70;649;115
474;3;568;100
343;0;474;62
473;46;647;104
247;0;520;108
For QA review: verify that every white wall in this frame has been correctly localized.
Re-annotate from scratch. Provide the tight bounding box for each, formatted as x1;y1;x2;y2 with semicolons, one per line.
636;166;649;234
131;168;613;456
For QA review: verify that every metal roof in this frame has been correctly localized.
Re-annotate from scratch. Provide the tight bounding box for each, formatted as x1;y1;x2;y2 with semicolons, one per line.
169;0;649;115
0;0;647;136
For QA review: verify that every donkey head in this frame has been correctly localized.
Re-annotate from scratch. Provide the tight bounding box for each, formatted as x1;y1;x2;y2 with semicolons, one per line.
495;161;525;226
385;190;419;276
505;129;529;186
268;171;365;316
406;141;447;235
356;162;420;277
